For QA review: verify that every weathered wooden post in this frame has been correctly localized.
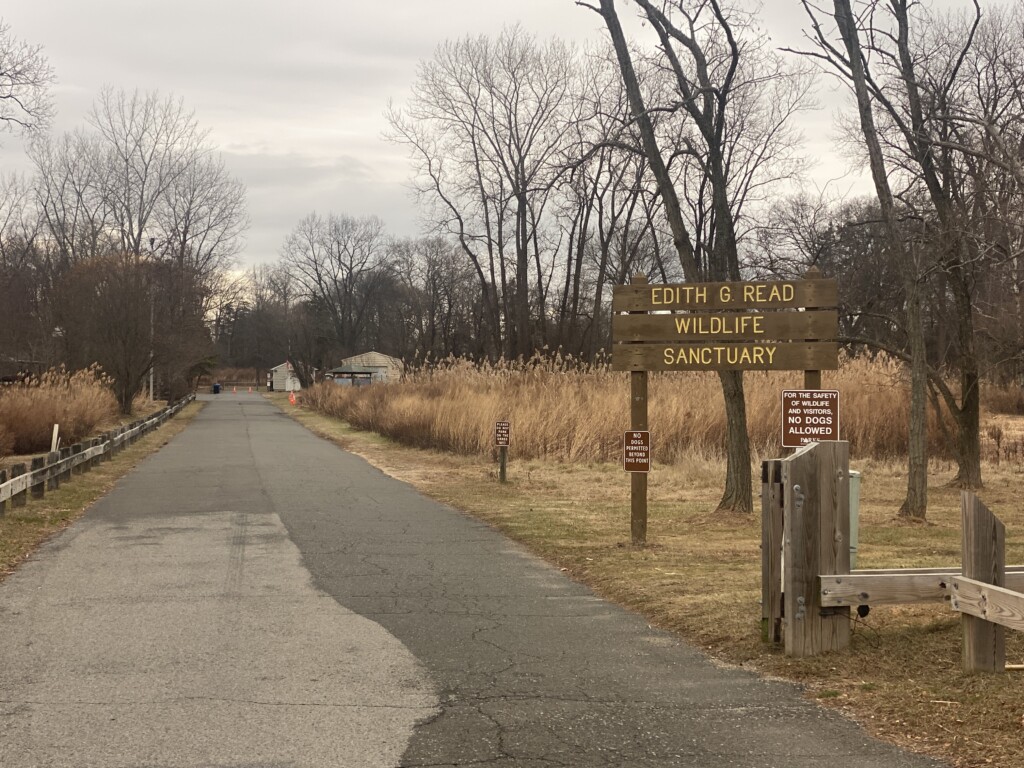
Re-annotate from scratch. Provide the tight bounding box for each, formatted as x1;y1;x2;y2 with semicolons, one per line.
629;274;649;546
783;441;850;657
761;459;784;643
803;266;824;392
30;457;46;500
958;492;1005;673
0;468;7;515
11;463;27;508
59;447;72;482
46;451;60;490
71;443;84;475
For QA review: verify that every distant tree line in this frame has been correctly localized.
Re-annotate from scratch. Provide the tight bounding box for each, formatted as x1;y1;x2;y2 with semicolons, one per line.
0;81;247;411
5;4;1024;518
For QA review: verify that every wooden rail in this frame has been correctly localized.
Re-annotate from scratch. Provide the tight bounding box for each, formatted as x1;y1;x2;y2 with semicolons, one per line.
951;577;1024;633
0;394;194;512
820;567;1024;607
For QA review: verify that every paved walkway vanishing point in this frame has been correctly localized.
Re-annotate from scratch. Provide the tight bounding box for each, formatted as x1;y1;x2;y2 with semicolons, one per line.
0;393;945;767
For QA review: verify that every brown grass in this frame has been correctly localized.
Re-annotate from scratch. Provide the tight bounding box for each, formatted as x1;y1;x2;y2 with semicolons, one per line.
276;390;1024;768
304;354;966;463
0;366;120;457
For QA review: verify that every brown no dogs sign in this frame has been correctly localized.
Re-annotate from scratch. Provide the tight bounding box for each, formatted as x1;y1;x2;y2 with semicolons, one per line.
782;390;839;448
623;431;651;473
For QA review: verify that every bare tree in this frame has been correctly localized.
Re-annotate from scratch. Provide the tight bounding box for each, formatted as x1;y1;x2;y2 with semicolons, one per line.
386;26;581;358
580;0;814;513
281;212;392;357
794;0;1024;493
26;88;245;401
88;88;209;257
0;19;54;139
30;131;115;266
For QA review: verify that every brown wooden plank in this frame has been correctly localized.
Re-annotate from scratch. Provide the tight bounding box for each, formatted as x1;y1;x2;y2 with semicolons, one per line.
611;342;838;372
761;460;784;643
822;569;1024;607
613;310;838;343
961;492;1005;673
951;576;1024;633
848;566;1024;576
613;279;838;311
821;572;953;606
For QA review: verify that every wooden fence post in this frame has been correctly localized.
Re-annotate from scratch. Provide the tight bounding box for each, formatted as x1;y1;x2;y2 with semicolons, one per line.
960;492;1005;673
782;441;850;657
60;447;72;482
761;459;784;643
11;464;27;508
30;457;45;500
0;468;7;515
71;443;84;475
46;452;60;490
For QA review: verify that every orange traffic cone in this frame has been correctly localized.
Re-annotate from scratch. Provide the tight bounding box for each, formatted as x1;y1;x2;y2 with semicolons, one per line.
289;391;297;405
232;386;237;395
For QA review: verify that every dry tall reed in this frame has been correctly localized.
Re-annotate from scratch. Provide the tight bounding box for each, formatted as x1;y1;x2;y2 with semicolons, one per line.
304;353;968;464
0;365;119;456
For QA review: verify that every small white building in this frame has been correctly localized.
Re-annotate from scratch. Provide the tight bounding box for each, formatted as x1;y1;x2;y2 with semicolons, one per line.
268;361;314;392
326;351;404;386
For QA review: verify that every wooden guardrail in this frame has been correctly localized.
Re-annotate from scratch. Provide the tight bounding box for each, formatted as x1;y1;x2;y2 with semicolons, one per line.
763;449;1024;672
0;394;195;514
821;567;1024;607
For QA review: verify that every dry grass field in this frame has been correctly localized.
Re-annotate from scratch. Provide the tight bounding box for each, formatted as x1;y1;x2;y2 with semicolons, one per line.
0;366;120;458
282;359;1024;768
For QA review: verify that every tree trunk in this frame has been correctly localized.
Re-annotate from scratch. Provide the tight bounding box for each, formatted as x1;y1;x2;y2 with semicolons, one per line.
899;273;927;518
597;0;751;513
716;370;753;513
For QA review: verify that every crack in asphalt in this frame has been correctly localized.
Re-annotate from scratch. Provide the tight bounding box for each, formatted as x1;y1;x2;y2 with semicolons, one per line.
0;697;435;711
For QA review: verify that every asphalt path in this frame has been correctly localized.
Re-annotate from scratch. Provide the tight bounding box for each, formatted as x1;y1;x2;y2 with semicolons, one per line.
0;393;946;767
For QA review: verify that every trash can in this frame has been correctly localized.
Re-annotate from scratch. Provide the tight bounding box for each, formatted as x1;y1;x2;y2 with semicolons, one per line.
212;383;221;395
849;470;861;568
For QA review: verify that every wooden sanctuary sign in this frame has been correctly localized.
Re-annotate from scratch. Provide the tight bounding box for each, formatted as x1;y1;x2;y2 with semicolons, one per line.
611;277;839;372
613;270;839;546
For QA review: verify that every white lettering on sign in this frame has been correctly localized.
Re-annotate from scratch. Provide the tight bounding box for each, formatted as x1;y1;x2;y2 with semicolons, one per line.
623;431;651;473
495;421;510;447
781;390;840;448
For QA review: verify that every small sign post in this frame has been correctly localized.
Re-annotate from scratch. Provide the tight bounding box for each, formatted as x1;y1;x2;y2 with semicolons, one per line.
495;420;510;483
782;390;840;448
629;275;649;546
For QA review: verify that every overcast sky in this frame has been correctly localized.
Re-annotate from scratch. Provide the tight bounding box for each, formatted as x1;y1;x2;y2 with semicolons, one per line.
0;0;857;266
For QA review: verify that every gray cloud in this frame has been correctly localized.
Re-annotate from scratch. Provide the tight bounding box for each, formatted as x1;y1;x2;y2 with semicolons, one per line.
1;0;869;267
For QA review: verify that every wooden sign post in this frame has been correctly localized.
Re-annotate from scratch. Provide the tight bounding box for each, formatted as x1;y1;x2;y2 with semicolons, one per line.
495;420;510;483
612;270;838;545
628;275;648;546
